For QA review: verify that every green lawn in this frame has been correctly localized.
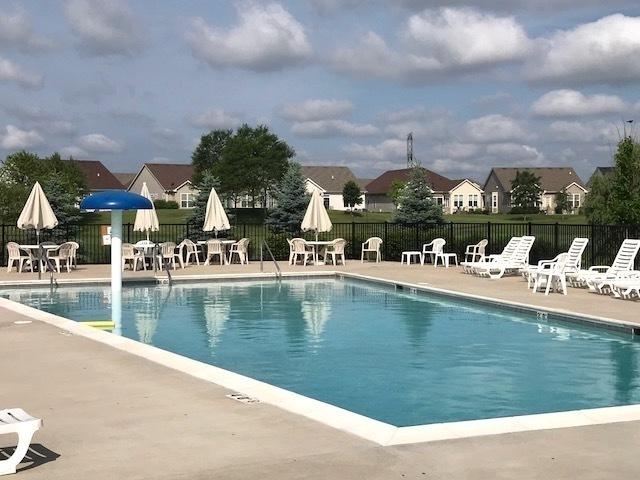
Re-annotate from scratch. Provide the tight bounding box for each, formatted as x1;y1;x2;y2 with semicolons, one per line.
81;209;589;225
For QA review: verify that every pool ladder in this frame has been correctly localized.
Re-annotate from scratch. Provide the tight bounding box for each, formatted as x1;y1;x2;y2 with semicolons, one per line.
153;245;173;286
39;244;58;291
260;240;281;280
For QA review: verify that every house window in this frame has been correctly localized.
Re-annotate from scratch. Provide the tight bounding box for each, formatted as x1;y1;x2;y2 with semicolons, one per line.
453;195;464;209
570;194;581;210
434;196;444;206
468;194;479;208
180;193;195;208
323;195;330;209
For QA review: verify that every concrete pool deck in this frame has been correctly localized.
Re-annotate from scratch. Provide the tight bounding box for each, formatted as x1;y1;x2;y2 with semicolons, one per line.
2;261;640;478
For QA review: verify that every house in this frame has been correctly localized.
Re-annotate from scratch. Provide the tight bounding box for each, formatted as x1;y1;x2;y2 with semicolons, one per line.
483;167;587;214
69;160;123;192
113;172;136;190
299;166;365;211
127;163;197;208
588;166;615;186
365;168;484;214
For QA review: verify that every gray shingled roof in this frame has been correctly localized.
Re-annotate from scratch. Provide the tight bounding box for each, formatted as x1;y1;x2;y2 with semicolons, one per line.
300;166;359;192
487;167;586;192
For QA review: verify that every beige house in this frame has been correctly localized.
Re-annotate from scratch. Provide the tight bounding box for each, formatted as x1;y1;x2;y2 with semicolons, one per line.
128;163;198;208
483;167;587;214
365;168;484;213
300;166;365;211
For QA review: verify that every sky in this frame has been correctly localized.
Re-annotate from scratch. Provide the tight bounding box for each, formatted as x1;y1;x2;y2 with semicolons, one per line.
1;1;640;183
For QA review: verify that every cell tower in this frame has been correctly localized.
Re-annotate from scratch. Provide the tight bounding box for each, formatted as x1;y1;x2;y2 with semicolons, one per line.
407;132;414;168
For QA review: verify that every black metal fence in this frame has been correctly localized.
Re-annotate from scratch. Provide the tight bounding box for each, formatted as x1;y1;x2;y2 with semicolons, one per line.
3;222;640;268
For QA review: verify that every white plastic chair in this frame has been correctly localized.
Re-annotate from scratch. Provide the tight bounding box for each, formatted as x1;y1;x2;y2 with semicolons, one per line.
532;253;569;295
461;237;522;274
523;237;588;288
156;242;182;270
68;241;79;269
48;242;74;273
122;243;145;271
464;239;488;263
361;237;382;263
0;408;42;476
6;242;33;273
228;238;250;265
422;238;445;265
179;239;201;266
324;238;347;266
291;238;314;266
205;240;224;266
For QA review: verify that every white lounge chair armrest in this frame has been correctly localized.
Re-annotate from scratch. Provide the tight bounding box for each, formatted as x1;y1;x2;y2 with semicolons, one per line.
588;265;610;272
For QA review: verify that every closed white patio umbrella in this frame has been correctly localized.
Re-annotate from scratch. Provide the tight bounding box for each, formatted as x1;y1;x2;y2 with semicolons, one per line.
302;189;332;241
133;182;159;241
17;182;58;279
203;187;230;235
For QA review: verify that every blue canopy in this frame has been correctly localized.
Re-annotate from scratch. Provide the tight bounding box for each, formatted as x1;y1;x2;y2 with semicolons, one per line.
80;190;153;211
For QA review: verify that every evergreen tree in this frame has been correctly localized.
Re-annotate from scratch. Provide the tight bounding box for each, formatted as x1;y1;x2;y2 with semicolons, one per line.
388;179;406;207
188;172;221;229
510;170;542;213
266;162;310;233
554;187;570;214
342;180;362;214
393;166;443;224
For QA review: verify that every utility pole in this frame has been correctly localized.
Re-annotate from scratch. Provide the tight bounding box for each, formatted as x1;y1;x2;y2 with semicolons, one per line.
407;132;414;168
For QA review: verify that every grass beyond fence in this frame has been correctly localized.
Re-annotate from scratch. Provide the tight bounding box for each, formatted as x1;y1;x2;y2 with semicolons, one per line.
3;222;640;269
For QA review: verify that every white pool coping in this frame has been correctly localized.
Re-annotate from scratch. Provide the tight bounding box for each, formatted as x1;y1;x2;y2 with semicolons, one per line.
3;272;640;446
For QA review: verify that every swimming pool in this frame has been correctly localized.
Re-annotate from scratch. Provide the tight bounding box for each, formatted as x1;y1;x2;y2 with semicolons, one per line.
5;278;640;427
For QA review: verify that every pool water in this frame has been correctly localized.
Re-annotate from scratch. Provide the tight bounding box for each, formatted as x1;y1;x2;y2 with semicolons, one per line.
5;278;640;426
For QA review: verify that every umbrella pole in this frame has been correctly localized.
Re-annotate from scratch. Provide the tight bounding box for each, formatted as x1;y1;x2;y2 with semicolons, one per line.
36;229;41;280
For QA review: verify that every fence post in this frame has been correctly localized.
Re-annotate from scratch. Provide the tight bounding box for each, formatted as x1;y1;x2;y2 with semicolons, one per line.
243;224;247;240
415;224;419;249
590;223;595;266
383;222;388;260
487;221;491;254
1;224;4;266
554;222;559;253
528;221;532;236
351;221;356;259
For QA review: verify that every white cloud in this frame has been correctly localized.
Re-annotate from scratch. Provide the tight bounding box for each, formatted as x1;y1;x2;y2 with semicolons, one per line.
381;107;454;140
0;6;54;51
0;125;44;150
485;143;545;163
528;14;640;85
77;133;123;153
0;56;42;88
431;142;479;159
64;0;145;55
332;8;530;82
280;99;353;121
532;89;627;117
186;3;311;72
59;145;89;158
291;119;378;137
189;109;241;130
465;114;528;143
548;120;619;143
343;138;406;172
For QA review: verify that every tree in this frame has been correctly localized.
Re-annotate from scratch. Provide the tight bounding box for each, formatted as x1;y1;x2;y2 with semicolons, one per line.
188;172;221;228
554;188;570;214
510;170;542;213
191;129;232;184
210;124;294;208
0;151;86;226
393;166;443;224
585;136;640;224
389;180;406;207
266;162;310;233
342;180;362;214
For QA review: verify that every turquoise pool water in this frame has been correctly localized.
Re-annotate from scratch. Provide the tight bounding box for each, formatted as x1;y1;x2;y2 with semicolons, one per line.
5;278;640;426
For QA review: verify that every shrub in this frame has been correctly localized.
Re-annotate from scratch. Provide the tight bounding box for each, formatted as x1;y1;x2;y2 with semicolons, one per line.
154;200;179;209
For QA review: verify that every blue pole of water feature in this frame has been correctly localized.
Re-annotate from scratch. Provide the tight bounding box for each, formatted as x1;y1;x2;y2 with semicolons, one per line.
80;191;153;335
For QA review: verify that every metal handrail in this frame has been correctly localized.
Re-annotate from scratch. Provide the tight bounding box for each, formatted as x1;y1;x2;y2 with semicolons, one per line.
260;240;281;280
39;244;58;290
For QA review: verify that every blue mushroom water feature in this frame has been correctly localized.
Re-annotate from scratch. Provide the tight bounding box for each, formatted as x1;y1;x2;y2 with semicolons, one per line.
80;191;153;335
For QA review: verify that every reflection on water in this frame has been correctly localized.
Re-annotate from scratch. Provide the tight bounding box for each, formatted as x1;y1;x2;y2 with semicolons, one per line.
4;279;640;426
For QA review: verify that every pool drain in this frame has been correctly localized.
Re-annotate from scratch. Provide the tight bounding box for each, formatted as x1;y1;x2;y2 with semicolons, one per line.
226;393;260;404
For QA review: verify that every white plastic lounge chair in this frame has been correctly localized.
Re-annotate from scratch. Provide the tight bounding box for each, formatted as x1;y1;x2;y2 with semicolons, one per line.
522;237;589;288
361;237;382;263
575;239;640;293
179;239;201;266
291;238;314;266
531;253;569;295
0;408;42;476
205;240;224;266
464;239;488;263
6;242;34;273
324;238;347;266
122;243;145;271
228;238;250;265
422;238;445;265
611;274;640;299
461;237;521;274
474;236;535;279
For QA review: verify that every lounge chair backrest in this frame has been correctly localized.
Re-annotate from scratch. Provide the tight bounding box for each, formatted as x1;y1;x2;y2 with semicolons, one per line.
7;242;21;257
499;237;521;260
291;238;308;253
332;238;347;254
510;236;535;264
610;239;640;272
565;237;589;271
207;240;223;255
364;237;382;250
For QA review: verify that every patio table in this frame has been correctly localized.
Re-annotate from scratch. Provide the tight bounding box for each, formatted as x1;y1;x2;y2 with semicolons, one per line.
198;240;237;265
305;240;334;265
18;244;60;272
